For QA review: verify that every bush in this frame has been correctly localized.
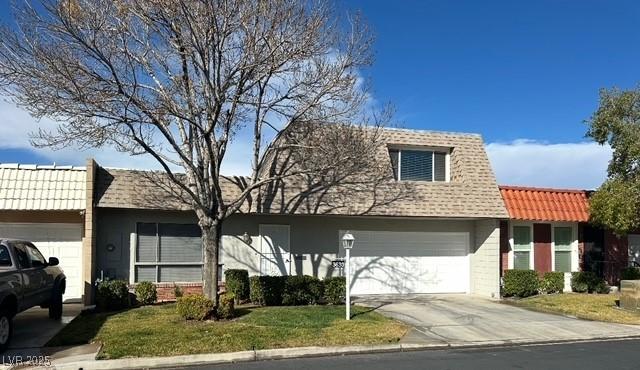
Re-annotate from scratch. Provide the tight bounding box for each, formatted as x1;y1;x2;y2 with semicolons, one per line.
96;279;130;311
540;272;564;294
282;275;324;306
216;293;236;320
621;267;640;281
135;281;157;305
323;277;346;304
174;284;184;298
224;269;250;304
249;276;286;306
176;294;213;320
595;280;611;294
571;271;606;293
502;270;539;298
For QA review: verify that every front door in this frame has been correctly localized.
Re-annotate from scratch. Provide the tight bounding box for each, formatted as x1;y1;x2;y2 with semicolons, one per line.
259;225;291;276
533;223;552;273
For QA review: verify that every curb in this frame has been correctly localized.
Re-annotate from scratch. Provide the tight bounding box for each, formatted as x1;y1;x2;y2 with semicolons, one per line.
48;335;640;370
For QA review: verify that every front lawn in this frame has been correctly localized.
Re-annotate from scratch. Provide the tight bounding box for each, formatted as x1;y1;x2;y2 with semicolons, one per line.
509;293;640;325
47;304;408;359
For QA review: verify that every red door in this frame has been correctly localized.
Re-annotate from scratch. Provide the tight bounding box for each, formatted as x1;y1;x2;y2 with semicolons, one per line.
534;223;552;273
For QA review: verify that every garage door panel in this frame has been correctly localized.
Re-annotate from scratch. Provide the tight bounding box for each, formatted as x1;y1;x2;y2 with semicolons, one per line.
0;223;83;301
346;231;468;257
342;230;470;295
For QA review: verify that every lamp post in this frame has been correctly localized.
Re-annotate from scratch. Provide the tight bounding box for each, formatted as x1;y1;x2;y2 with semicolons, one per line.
342;231;355;320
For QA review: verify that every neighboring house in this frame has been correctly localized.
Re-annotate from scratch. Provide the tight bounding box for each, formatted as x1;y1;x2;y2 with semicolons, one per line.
89;128;508;300
0;164;88;302
499;185;632;288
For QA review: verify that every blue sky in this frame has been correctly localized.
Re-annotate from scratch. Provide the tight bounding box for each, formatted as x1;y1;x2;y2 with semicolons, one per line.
1;0;638;188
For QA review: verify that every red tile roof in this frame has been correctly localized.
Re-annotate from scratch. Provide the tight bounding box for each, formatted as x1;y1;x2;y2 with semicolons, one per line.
499;185;590;222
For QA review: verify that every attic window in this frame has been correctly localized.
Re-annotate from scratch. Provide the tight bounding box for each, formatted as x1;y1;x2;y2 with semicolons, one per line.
389;149;448;182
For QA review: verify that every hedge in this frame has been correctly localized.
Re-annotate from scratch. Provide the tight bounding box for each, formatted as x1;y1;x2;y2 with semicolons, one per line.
503;270;539;297
96;280;130;311
540;272;564;294
134;281;157;305
224;269;250;304
249;276;286;306
216;293;236;320
621;267;640;281
176;294;213;320
571;271;609;294
323;277;346;304
282;275;324;305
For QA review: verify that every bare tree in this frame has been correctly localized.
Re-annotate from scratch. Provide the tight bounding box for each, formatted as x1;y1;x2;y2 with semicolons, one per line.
0;0;392;305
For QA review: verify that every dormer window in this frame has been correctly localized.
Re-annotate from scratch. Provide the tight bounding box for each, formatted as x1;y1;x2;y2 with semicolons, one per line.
389;148;449;182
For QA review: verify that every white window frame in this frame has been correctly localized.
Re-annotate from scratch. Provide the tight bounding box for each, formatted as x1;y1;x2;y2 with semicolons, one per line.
551;223;578;273
390;146;450;182
509;222;534;270
508;221;578;272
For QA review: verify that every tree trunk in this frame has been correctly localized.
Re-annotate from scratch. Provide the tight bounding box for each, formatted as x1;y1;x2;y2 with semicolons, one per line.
201;220;222;307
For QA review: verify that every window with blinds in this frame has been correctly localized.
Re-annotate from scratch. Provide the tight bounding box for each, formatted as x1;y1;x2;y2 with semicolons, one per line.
135;223;204;283
389;149;449;182
554;227;573;273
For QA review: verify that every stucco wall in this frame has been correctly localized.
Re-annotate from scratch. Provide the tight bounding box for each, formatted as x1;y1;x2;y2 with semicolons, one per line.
95;208;479;284
471;219;500;298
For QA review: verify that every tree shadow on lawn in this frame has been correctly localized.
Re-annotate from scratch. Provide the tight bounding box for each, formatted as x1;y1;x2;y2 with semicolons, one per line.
45;308;123;347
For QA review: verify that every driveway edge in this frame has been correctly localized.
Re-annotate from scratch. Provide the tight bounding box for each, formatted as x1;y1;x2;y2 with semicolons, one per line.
47;335;640;370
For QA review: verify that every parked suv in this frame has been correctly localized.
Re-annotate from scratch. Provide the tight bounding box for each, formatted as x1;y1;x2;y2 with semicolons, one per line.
0;239;66;351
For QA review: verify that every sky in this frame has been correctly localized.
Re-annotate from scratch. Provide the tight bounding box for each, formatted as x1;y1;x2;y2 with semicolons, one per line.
1;0;639;189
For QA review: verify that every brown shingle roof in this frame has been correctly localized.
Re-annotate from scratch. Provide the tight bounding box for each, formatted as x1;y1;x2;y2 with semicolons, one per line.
95;128;508;219
500;185;589;222
0;164;86;210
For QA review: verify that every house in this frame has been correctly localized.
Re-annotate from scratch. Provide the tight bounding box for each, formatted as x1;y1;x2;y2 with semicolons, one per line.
89;128;508;301
0;164;88;302
499;185;632;288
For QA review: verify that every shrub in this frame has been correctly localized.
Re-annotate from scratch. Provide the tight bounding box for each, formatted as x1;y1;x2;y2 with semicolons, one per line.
216;293;236;320
249;276;286;306
174;284;184;298
282;275;324;306
540;272;564;294
135;281;157;305
595;280;611;294
96;280;130;311
176;294;213;320
621;267;640;281
502;270;539;298
224;269;250;304
323;277;346;304
571;271;606;293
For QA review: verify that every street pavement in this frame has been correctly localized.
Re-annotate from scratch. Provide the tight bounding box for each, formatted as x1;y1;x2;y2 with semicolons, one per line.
171;339;640;370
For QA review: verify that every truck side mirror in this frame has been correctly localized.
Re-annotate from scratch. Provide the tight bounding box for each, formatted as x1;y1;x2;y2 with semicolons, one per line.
48;257;59;266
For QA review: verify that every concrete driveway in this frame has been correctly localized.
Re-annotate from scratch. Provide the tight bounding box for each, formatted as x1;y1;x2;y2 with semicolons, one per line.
355;294;640;346
5;303;82;358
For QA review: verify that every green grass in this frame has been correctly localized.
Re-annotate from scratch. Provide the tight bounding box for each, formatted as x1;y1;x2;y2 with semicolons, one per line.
47;304;408;359
510;293;640;325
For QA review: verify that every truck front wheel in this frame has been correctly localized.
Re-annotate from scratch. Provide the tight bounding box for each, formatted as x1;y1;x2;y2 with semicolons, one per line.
0;310;13;352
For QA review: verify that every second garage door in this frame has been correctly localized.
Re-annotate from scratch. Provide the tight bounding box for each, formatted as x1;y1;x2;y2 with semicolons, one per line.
343;230;470;295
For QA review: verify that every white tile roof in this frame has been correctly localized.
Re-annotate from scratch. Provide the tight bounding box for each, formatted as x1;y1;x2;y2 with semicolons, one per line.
0;164;86;210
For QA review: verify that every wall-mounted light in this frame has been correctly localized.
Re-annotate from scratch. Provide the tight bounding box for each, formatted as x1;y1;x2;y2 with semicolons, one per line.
242;232;252;245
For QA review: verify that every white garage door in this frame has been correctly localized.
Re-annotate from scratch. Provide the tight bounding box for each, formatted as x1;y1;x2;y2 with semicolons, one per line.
342;230;470;295
0;223;83;302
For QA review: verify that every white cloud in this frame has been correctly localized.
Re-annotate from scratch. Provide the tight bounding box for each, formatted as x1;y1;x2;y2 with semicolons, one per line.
486;139;612;190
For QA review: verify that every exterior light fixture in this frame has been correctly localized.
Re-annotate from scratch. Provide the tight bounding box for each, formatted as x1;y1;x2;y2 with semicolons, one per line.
242;232;252;245
342;231;355;320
